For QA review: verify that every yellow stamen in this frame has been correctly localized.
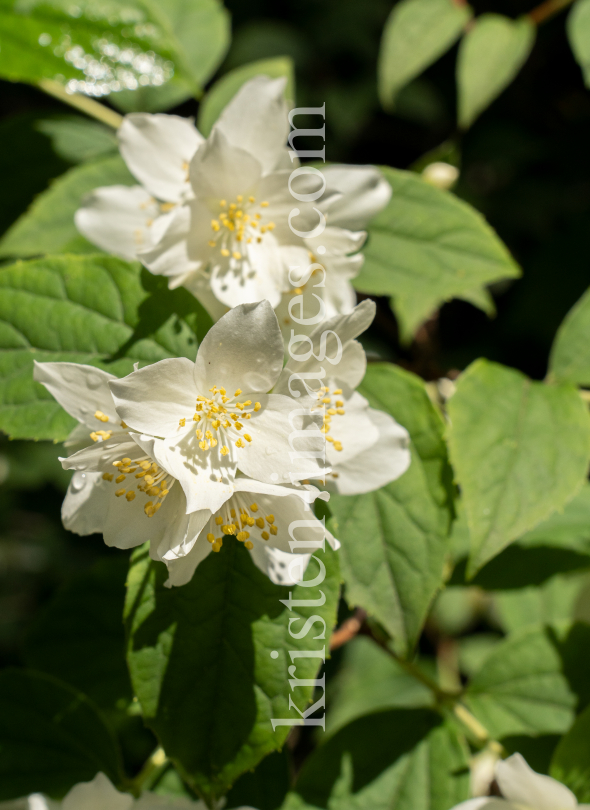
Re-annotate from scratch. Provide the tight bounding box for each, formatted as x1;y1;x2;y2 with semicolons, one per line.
126;491;136;502
102;472;113;481
115;488;126;497
94;410;109;422
261;531;269;541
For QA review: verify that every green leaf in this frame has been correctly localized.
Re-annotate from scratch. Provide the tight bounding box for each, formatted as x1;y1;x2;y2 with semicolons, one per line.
36;116;118;164
548;286;590;386
0;154;133;258
0;254;209;441
125;540;340;804
0;0;229;110
136;0;230;90
447;359;590;575
457;14;535;129
551;702;590;802
355;168;521;342
568;0;590;88
0;0;175;91
326;636;433;737
225;751;290;810
518;481;590;554
24;557;131;710
494;571;590;633
198;56;295;137
293;710;469;810
0;669;123;800
464;623;590;740
329;363;453;657
377;0;471;111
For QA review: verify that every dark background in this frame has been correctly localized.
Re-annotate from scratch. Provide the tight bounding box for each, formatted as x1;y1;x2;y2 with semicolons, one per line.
0;0;588;774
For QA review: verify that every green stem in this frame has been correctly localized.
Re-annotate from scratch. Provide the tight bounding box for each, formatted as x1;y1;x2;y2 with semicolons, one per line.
528;0;575;25
37;78;123;129
125;746;168;796
367;624;501;749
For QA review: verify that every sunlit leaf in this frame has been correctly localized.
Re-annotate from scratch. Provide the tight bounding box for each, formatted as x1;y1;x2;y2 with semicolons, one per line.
378;0;471;110
447;359;590;575
0;254;208;441
125;541;340;805
548;286;590;387
329;363;453;657
355;168;521;342
457;14;535;129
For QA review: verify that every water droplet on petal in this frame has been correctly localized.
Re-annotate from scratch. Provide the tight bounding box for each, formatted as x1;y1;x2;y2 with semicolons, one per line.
70;471;87;491
86;372;103;390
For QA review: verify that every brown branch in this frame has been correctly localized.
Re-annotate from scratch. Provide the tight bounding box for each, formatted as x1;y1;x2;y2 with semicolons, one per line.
528;0;574;25
330;609;367;650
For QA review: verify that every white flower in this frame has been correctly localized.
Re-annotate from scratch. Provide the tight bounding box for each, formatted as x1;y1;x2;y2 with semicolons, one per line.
75;76;390;321
34;303;333;586
274;299;410;495
0;772;212;809
452;753;590;810
107;301;329;510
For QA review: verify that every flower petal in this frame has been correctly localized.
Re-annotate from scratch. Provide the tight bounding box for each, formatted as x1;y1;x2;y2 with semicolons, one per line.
160;527;213;588
448;801;508;810
109;357;197;437
209;235;284;309
324;390;380;466
119;113;202;202
138;205;203;281
61;471;108;536
496;753;578;810
214;76;289;175
274;300;376;396
189;128;262;203
153;507;211;563
101;473;181;550
244;488;329;556
75;185;158;260
321;165;392;229
60;435;137;473
62;773;133;810
249;543;312;586
237;394;329;484
34;361;119;428
150;430;238;515
326;407;410;495
194;301;284;395
233;475;328;504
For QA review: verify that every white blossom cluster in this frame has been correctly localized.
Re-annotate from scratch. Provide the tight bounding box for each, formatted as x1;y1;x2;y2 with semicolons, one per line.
32;75;411;589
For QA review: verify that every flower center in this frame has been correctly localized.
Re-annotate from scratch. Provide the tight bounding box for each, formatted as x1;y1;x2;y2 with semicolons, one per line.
179;385;261;455
208;195;275;260
102;453;174;517
315;386;345;452
205;497;278;553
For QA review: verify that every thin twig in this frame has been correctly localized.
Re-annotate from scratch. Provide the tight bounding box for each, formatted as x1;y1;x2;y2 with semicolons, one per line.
528;0;575;25
330;608;367;650
37;78;123;129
